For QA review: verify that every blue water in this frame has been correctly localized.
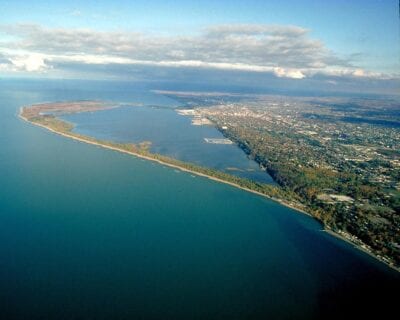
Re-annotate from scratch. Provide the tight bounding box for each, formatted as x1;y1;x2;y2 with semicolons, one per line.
0;78;398;319
62;106;274;183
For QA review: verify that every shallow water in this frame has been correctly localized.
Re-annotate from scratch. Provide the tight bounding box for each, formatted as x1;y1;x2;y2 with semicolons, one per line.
63;105;274;183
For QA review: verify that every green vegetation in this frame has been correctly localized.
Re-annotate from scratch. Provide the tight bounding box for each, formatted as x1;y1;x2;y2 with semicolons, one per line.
31;114;74;132
220;125;399;266
21;98;400;269
193;98;400;268
21;106;296;213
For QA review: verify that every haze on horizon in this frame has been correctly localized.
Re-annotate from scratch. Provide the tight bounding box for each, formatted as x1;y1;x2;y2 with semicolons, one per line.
0;0;399;95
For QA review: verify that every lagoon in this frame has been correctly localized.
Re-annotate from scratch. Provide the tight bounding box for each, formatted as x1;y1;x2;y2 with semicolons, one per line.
62;105;274;183
0;79;398;319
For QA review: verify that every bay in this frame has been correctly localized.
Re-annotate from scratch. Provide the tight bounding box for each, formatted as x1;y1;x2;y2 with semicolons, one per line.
62;105;274;183
0;78;398;319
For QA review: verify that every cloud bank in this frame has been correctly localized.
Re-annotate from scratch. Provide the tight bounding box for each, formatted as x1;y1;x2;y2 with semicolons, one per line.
0;23;397;91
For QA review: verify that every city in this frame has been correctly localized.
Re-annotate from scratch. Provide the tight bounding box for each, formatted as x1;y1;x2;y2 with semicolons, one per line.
171;92;400;267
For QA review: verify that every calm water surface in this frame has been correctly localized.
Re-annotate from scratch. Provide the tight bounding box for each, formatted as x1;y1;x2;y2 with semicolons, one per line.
62;106;274;183
0;79;398;319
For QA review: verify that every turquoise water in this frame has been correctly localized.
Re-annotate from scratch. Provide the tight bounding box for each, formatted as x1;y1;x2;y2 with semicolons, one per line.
0;79;398;319
62;106;274;183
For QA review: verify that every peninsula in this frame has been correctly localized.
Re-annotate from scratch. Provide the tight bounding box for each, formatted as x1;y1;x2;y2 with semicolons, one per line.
19;100;399;271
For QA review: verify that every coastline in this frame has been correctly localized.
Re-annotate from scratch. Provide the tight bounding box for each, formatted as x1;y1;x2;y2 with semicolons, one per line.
18;107;308;215
18;107;399;273
324;229;400;273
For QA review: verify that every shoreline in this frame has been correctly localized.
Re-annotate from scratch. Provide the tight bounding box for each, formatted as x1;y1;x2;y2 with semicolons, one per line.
324;229;399;273
18;108;308;215
18;107;399;273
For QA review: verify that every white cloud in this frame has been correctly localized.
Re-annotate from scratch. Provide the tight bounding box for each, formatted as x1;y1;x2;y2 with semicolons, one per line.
39;54;306;78
0;23;395;80
273;67;305;79
9;53;48;72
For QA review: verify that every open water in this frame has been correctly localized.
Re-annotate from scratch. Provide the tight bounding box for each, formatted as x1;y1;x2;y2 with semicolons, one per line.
0;79;398;319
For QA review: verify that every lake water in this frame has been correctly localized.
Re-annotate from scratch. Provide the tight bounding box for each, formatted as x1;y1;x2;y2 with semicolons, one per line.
0;78;398;319
62;105;274;183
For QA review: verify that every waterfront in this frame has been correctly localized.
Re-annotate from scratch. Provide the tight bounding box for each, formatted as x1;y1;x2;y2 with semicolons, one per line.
0;79;398;319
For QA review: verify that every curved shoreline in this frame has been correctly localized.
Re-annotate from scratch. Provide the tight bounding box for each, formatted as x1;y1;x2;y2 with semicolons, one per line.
18;108;306;214
18;107;399;273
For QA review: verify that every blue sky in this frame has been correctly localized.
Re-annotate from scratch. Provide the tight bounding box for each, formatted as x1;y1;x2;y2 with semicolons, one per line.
0;0;399;94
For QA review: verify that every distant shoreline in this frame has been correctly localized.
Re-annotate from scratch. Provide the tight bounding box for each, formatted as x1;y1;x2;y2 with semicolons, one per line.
18;106;399;273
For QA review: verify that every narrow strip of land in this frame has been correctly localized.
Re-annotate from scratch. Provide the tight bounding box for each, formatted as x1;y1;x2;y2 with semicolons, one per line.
18;103;399;272
18;107;306;213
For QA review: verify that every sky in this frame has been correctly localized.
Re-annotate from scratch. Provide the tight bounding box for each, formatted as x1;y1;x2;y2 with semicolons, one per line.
0;0;399;94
